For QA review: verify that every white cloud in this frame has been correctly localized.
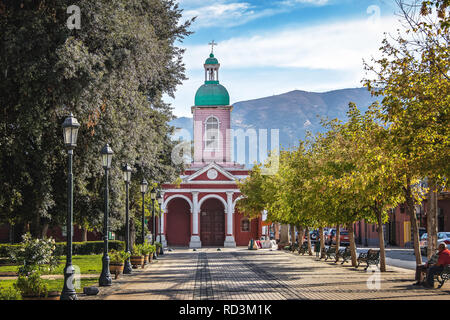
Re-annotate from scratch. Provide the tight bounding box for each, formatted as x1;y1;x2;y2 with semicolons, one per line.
183;16;399;71
167;15;402;117
281;0;330;6
182;2;284;28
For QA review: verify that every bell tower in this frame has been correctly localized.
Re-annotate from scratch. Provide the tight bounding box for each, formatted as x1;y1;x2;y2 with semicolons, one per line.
191;42;232;166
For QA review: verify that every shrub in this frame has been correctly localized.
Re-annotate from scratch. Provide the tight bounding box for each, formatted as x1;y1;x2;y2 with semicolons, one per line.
109;250;130;264
0;286;22;300
8;233;59;275
14;270;49;297
132;244;143;256
141;243;155;255
1;240;125;258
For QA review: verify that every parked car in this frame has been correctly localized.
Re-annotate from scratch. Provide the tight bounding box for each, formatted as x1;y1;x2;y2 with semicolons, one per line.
332;230;350;246
325;229;336;245
420;233;429;255
420;232;450;255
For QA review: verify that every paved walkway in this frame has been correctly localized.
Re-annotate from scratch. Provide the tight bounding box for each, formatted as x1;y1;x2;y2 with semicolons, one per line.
80;248;450;300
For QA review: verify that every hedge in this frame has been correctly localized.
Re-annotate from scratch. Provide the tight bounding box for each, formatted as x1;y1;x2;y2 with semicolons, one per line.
0;241;125;258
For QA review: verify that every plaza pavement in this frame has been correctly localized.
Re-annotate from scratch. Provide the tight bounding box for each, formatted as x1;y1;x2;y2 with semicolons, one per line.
80;247;450;300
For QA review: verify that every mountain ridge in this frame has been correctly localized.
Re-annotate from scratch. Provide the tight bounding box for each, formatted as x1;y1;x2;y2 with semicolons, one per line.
170;87;380;164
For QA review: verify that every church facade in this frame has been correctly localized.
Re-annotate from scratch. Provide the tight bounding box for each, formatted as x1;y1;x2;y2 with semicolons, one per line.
160;49;263;248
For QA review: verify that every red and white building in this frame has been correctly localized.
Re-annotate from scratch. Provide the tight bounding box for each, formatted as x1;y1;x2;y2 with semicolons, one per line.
160;49;264;248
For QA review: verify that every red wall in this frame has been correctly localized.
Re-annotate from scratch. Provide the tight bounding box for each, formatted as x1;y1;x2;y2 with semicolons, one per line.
234;211;260;246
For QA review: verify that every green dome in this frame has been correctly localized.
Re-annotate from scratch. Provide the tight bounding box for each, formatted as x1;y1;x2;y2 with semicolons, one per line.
205;53;219;65
195;83;230;106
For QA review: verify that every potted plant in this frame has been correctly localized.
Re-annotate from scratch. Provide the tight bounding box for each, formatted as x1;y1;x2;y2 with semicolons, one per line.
141;244;151;265
155;242;163;255
109;250;130;277
147;244;156;264
130;244;144;268
9;233;60;300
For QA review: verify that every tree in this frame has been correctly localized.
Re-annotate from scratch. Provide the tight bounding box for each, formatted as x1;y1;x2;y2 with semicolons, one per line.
0;0;191;238
363;0;449;261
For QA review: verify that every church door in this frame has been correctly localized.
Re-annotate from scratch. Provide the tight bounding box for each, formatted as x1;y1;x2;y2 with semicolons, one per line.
200;198;225;246
166;198;191;247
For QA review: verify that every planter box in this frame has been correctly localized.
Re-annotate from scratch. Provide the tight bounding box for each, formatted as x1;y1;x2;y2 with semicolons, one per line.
109;263;124;277
130;256;144;268
22;291;60;300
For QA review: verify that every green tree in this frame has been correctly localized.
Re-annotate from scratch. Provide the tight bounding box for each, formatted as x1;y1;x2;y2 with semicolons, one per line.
0;0;191;239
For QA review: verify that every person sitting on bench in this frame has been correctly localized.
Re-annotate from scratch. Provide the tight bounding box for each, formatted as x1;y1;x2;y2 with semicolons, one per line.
413;251;439;285
423;243;450;288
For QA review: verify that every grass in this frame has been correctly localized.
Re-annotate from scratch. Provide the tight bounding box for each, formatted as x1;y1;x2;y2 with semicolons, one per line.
0;277;99;295
0;254;103;275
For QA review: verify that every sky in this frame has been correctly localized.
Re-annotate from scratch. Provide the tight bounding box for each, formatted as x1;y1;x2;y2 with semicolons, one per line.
165;0;404;118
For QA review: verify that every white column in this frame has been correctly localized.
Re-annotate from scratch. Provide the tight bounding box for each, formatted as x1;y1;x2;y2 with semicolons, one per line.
158;192;167;247
262;210;268;239
189;191;202;248
224;191;236;247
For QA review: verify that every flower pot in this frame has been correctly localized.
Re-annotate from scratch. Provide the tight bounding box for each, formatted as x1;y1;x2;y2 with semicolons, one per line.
130;255;144;268
109;263;124;276
144;254;149;265
22;291;60;300
149;254;153;263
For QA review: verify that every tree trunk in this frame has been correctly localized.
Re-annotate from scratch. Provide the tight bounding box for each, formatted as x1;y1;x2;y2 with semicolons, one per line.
81;227;88;242
319;227;325;258
335;225;341;256
347;223;357;267
427;180;439;259
290;225;296;245
306;226;312;255
40;222;49;239
279;224;290;248
297;226;305;246
404;178;422;265
375;206;387;272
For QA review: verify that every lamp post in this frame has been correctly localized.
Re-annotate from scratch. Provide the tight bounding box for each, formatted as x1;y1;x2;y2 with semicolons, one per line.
99;144;113;287
140;179;148;244
157;193;164;255
60;114;80;301
150;187;157;260
122;164;132;275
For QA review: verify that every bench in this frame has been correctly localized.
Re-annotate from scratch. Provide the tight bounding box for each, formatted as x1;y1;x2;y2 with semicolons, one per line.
436;265;450;289
336;246;352;264
356;249;380;270
324;246;337;261
298;242;309;255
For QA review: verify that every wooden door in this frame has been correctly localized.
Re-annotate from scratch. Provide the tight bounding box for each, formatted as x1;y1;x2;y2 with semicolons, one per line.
200;199;225;246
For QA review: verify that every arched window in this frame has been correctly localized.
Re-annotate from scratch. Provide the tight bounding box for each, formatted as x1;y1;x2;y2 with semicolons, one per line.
205;116;219;150
241;218;250;232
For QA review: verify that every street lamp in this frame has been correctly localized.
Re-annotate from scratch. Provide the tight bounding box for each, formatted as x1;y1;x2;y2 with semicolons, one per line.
150;187;157;260
99;144;113;287
157;193;164;255
122;163;132;275
60;113;80;301
140;179;148;245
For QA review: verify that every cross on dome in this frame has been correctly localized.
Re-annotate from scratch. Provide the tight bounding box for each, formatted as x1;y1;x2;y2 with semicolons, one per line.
208;40;218;54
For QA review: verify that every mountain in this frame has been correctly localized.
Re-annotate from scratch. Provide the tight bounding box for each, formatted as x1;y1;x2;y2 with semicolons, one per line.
170;87;380;165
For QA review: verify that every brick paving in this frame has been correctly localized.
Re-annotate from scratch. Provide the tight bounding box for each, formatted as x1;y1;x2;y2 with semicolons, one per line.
79;248;450;300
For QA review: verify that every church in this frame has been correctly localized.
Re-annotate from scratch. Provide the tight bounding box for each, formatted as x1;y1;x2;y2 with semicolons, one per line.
160;46;264;248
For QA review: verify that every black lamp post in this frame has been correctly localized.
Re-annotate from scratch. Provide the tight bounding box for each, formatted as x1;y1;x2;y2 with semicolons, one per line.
157;193;164;255
140;179;148;244
122;163;132;275
99;144;113;287
150;187;157;260
60;114;80;301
